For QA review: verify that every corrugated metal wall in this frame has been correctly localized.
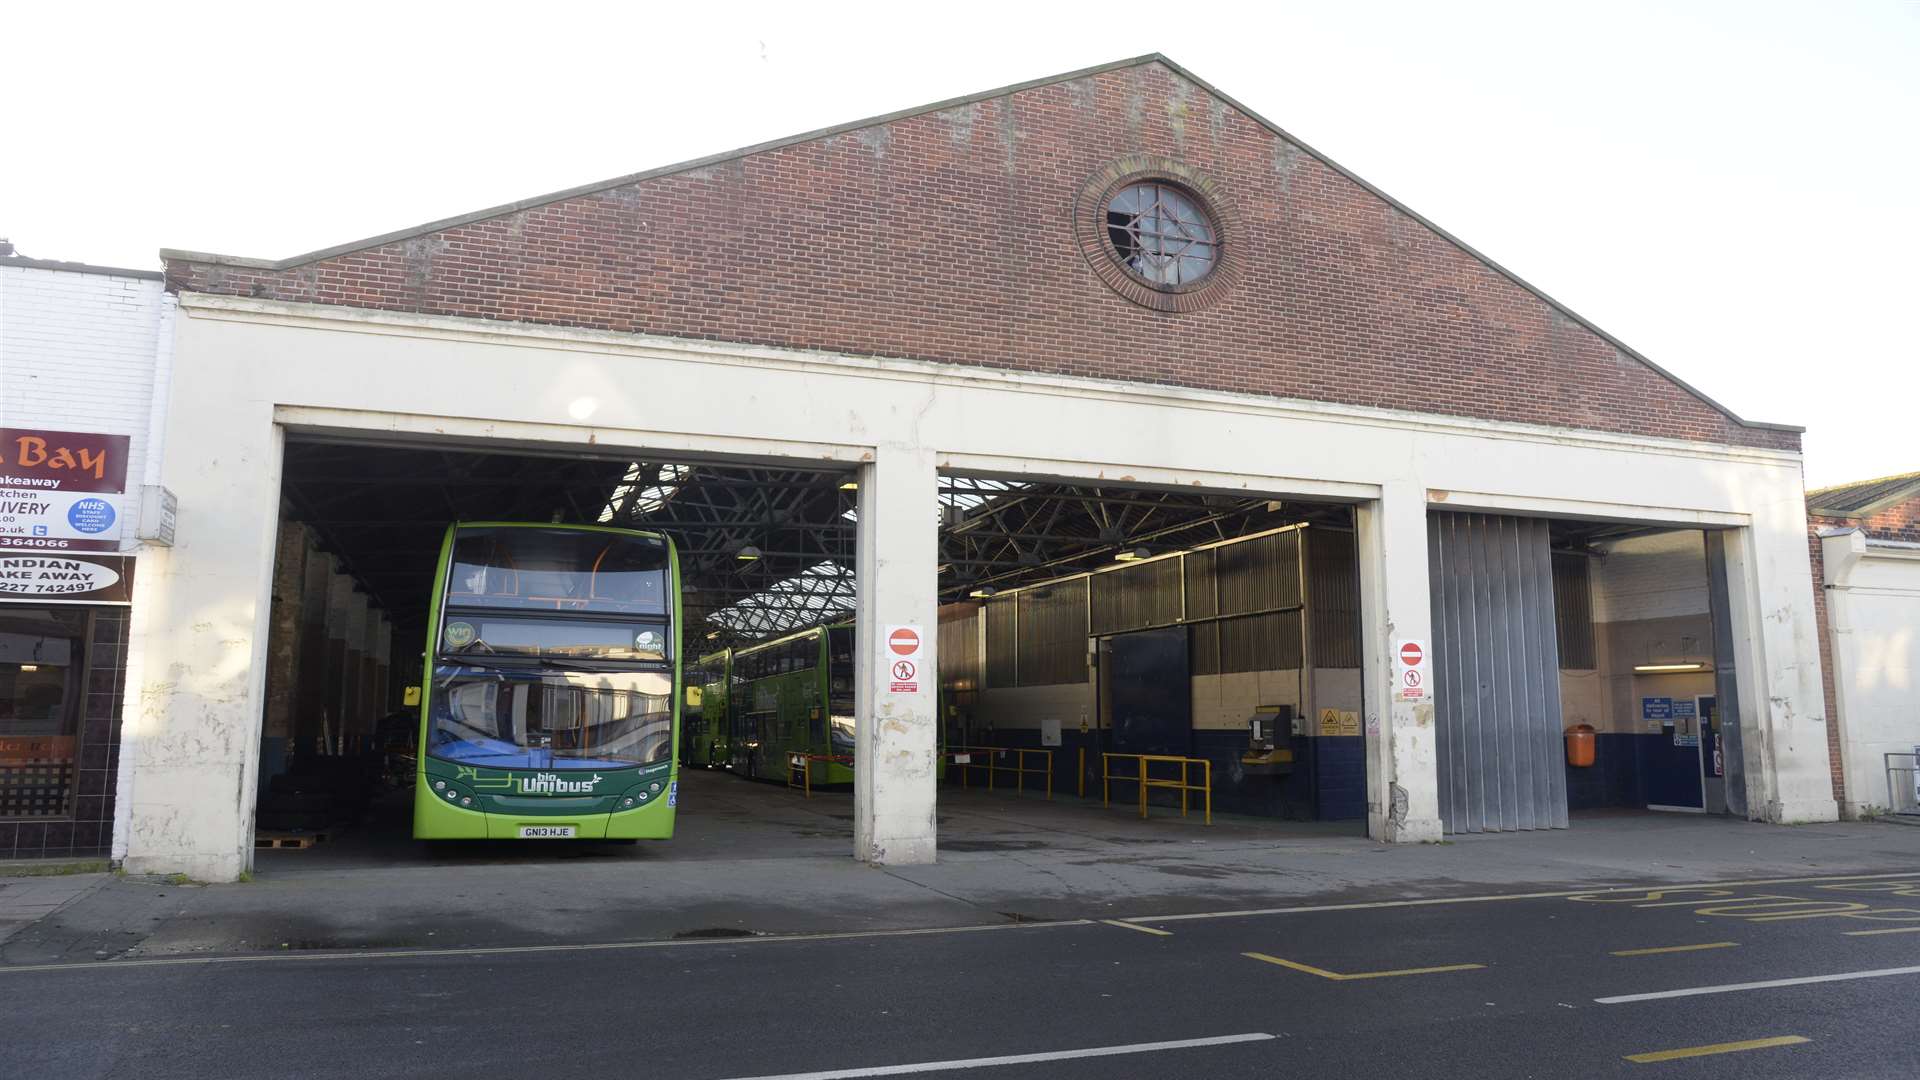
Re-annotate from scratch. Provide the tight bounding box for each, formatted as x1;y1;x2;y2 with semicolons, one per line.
1429;512;1568;833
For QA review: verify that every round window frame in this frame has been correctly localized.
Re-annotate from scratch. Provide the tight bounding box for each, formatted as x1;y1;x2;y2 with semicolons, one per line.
1076;155;1241;313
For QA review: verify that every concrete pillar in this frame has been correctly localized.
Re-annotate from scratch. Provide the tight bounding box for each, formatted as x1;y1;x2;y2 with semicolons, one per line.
118;400;282;880
323;572;353;751
343;590;369;745
372;618;392;717
295;551;332;753
1725;521;1838;823
260;519;309;790
852;445;940;865
1357;481;1442;842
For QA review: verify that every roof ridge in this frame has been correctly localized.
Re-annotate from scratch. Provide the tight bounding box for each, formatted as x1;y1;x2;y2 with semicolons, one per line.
1808;469;1920;498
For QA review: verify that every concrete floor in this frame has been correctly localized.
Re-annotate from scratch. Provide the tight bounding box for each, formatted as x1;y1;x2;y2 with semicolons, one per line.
259;765;1367;872
4;768;1918;967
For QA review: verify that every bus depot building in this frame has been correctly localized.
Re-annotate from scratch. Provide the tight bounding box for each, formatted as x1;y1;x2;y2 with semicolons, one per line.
111;55;1835;882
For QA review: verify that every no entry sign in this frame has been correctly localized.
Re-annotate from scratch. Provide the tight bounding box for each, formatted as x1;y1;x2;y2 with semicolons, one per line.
884;624;923;694
888;626;920;657
1395;638;1430;703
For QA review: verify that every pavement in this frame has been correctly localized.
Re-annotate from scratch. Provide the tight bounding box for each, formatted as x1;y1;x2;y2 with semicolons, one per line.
0;870;107;949
4;768;1918;967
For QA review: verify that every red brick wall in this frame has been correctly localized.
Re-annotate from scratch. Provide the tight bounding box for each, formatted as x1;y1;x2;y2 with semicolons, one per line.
165;61;1794;452
1807;492;1920;802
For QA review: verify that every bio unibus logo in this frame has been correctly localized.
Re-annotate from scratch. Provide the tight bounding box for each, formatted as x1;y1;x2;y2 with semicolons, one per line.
516;772;603;795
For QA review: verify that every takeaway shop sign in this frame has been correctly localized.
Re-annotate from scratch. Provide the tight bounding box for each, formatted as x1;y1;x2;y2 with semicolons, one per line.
0;554;135;605
0;428;132;553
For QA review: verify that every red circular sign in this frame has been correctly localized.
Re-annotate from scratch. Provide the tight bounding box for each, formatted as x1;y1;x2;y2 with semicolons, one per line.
1400;642;1424;666
888;628;920;656
893;660;917;681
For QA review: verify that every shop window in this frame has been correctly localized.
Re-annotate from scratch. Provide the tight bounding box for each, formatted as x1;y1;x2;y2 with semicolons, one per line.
0;607;87;819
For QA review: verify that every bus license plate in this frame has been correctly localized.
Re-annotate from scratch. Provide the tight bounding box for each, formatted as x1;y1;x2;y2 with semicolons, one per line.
519;825;576;839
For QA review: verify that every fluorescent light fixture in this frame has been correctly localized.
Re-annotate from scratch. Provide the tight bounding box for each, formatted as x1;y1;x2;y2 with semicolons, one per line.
969;585;998;599
735;545;763;561
705;630;721;641
1634;662;1711;673
19;664;37;672
1115;546;1152;562
838;480;859;491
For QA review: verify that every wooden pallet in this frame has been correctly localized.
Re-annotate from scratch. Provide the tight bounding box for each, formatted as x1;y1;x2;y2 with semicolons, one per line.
255;831;329;850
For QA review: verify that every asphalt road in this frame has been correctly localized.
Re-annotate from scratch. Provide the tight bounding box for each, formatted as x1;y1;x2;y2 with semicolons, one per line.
6;870;1920;1079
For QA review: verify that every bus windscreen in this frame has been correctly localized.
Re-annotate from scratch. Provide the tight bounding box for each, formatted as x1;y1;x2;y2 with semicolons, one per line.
446;527;668;614
428;666;674;770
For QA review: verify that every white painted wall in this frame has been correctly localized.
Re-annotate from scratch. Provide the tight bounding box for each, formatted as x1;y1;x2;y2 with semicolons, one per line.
120;295;1835;878
1821;530;1920;817
1593;530;1710;624
0;263;171;542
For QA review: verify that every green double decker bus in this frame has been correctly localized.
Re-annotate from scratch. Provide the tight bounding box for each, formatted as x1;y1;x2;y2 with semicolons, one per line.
414;522;682;840
716;623;858;786
703;623;943;787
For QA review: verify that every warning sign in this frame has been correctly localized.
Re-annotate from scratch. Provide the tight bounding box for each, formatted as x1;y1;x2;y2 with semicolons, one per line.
884;624;923;694
1395;638;1430;702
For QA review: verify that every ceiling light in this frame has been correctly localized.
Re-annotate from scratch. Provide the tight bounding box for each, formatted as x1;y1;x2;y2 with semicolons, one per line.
1115;546;1151;562
705;631;721;641
735;545;763;561
1634;662;1711;673
969;585;998;599
839;480;859;491
19;664;37;672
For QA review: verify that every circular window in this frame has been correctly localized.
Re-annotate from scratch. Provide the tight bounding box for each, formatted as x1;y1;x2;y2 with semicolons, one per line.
1075;155;1240;313
1105;182;1219;288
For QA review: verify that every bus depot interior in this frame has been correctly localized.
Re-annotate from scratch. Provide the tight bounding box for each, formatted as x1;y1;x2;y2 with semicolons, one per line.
252;434;1743;865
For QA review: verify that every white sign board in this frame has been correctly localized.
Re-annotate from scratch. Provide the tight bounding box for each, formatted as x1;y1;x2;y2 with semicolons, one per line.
884;624;923;695
137;485;177;546
0;488;123;551
1040;716;1062;747
1394;638;1430;702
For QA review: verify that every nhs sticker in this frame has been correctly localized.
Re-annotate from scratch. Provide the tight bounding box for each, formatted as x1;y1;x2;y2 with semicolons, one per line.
667;781;678;807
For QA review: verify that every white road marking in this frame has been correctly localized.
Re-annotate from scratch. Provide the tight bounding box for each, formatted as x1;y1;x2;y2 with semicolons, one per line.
707;1033;1275;1079
1125;871;1920;924
1595;964;1920;1004
1101;919;1173;936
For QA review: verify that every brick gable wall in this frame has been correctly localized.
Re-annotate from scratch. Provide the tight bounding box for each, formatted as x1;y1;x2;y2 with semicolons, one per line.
164;62;1793;452
1807;491;1920;802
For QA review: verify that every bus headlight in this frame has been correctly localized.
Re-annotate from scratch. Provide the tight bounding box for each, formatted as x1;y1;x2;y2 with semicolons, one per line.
649;782;661;792
622;797;635;807
434;780;446;791
460;797;472;806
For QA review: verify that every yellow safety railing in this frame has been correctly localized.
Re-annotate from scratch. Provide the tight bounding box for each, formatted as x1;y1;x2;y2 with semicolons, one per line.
787;753;852;798
1101;753;1212;824
946;745;1053;800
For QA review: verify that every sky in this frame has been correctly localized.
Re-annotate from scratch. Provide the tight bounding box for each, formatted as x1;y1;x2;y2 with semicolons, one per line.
3;1;1914;488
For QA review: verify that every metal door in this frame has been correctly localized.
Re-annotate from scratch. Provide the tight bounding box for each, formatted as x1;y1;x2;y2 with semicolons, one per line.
1105;627;1192;757
1429;512;1568;833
